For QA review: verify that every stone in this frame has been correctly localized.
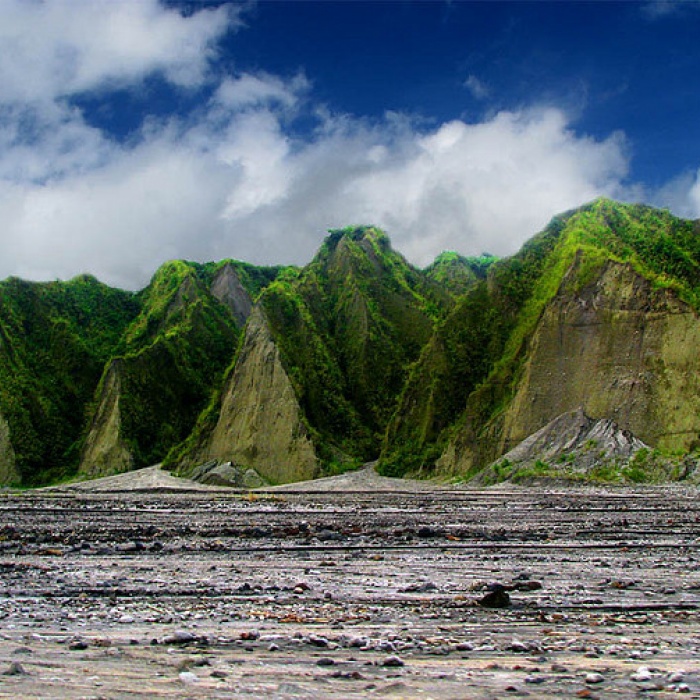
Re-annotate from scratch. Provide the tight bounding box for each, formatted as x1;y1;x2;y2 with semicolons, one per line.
178;671;199;684
382;655;405;667
631;666;654;682
478;584;511;608
3;661;27;676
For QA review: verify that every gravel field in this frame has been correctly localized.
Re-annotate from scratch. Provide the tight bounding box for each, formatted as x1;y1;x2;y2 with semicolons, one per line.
0;467;699;699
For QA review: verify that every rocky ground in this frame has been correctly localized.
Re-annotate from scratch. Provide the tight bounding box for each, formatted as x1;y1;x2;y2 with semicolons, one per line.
0;467;698;699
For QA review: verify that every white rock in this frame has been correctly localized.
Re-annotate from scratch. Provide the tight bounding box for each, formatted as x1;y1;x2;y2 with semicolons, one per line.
179;671;199;684
631;666;653;682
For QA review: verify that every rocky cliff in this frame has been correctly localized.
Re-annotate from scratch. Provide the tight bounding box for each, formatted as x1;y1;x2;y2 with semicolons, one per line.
0;412;19;485
209;262;253;326
79;360;134;478
176;305;319;484
382;199;700;481
500;257;700;453
172;225;457;478
76;260;286;479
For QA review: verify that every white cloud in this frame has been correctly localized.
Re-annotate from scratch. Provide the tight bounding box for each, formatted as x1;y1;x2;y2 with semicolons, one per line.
642;0;700;20
0;93;640;288
0;102;114;182
214;73;309;112
653;169;700;218
0;0;235;103
2;1;696;291
464;74;490;100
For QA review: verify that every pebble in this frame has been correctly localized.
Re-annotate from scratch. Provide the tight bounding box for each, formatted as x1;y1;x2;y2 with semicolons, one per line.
382;655;405;667
631;666;653;682
178;671;199;684
164;630;196;645
525;675;545;684
584;672;604;684
3;661;28;676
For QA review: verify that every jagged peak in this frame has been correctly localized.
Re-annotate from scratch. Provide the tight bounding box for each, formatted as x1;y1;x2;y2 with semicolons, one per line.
325;225;389;250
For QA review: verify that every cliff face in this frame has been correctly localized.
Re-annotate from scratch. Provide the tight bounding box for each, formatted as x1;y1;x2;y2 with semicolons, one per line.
382;199;700;480
173;225;455;478
0;413;19;485
79;360;134;478
77;268;240;477
210;262;253;326
179;305;319;484
437;250;700;477
500;257;700;453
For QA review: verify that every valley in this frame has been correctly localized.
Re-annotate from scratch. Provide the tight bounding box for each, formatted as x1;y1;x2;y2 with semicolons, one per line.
1;473;698;698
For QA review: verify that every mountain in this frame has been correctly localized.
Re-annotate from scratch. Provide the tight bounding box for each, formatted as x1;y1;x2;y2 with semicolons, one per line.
0;275;139;485
381;198;700;479
0;260;284;486
1;199;699;488
170;226;458;483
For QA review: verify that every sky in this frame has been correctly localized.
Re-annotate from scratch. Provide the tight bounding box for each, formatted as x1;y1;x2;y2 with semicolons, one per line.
1;0;699;289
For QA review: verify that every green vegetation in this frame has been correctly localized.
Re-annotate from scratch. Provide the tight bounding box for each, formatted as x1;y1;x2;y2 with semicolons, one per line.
0;259;284;486
2;199;699;487
0;275;139;485
259;226;454;467
424;251;498;296
380;198;700;478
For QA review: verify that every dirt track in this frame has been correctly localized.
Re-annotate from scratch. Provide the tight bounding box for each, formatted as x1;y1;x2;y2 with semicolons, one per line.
0;469;699;698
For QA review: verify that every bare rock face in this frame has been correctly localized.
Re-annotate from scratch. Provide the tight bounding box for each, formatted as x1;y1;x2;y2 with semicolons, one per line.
441;257;700;474
78;360;134;478
504;408;648;464
475;408;650;482
210;263;253;327
0;412;19;485
185;305;319;484
501;259;700;453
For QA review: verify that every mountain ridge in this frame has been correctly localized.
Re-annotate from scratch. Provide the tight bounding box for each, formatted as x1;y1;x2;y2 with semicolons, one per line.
1;199;699;487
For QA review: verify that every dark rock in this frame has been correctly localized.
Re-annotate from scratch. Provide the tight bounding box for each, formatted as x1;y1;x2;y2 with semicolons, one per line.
478;583;511;608
3;661;27;675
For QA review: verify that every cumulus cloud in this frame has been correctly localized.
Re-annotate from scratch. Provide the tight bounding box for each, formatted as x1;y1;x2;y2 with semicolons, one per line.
214;72;310;112
0;0;235;103
0;97;638;287
1;0;695;290
652;169;700;219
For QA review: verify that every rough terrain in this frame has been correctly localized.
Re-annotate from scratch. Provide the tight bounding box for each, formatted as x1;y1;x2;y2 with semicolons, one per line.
0;467;698;698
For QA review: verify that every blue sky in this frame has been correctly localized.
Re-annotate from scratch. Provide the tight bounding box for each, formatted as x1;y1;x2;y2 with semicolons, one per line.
1;0;699;289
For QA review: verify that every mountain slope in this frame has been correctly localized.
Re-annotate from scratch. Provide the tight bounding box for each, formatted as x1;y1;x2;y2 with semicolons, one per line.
0;275;139;485
172;226;455;482
78;260;284;478
382;198;700;478
0;259;284;486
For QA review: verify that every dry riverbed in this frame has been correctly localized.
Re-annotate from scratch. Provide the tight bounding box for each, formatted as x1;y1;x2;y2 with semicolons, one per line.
0;467;699;698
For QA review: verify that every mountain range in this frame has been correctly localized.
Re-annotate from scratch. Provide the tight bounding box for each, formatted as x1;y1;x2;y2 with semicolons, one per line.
1;198;699;487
